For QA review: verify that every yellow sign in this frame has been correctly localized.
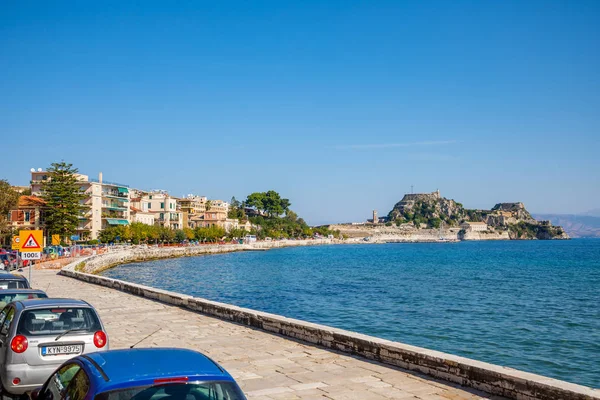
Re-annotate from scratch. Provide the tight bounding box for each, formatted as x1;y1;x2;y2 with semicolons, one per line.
11;236;20;250
52;234;60;245
19;230;43;252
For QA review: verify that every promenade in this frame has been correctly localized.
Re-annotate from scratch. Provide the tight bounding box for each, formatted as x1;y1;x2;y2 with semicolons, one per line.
29;269;502;400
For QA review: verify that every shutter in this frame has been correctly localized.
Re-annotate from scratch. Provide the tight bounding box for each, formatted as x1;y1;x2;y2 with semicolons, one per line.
10;210;18;222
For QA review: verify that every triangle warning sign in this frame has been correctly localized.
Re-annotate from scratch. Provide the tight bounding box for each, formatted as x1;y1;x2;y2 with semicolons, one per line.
21;233;41;250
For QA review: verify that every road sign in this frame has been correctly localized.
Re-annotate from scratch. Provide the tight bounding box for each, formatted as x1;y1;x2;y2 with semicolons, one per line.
11;236;20;250
21;252;41;260
52;234;60;245
19;230;43;252
70;235;80;241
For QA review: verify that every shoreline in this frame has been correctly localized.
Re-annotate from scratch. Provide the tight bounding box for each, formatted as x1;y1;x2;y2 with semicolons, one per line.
60;249;599;400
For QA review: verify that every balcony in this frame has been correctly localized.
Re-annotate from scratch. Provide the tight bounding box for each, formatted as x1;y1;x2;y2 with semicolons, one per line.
102;211;127;219
102;191;129;200
102;203;128;211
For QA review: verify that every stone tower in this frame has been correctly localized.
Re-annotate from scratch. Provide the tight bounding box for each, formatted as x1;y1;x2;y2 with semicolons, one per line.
373;210;378;224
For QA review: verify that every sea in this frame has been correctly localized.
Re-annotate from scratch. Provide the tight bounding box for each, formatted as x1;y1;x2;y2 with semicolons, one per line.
103;240;600;388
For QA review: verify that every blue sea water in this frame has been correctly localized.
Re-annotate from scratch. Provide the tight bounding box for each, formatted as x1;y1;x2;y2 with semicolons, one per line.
103;240;600;388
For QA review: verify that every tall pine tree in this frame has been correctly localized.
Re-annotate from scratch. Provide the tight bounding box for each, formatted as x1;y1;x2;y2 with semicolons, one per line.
41;162;88;240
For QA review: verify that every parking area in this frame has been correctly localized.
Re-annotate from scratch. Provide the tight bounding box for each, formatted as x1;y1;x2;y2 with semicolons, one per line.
28;269;502;400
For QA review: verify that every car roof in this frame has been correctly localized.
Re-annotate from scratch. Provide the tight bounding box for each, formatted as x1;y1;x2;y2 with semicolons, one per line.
0;273;27;280
15;298;90;309
0;289;46;295
84;348;233;391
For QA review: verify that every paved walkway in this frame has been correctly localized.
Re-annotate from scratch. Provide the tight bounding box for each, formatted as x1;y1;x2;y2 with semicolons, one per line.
30;270;503;400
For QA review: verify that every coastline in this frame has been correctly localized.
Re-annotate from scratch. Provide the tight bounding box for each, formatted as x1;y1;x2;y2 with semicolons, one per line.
59;250;599;400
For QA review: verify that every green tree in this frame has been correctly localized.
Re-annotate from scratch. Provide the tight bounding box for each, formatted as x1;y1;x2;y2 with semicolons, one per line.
41;162;88;240
245;190;290;217
0;180;20;245
174;229;187;243
205;200;212;211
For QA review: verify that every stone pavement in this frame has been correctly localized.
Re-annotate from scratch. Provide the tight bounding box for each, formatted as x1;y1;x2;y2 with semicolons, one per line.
30;270;504;400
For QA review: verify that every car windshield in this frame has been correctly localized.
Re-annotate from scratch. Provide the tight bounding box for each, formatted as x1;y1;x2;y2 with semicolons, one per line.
0;292;47;309
95;382;246;400
0;280;28;289
17;307;101;336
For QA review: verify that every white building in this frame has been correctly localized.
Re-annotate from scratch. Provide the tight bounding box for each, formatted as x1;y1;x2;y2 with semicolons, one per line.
144;191;183;229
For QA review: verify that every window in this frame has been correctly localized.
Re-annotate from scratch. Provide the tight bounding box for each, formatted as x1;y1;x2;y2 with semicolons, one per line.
170;203;173;209
0;307;15;335
25;212;30;222
66;369;90;400
40;363;81;400
160;202;164;209
95;382;245;400
148;203;151;209
149;195;152;200
17;307;102;336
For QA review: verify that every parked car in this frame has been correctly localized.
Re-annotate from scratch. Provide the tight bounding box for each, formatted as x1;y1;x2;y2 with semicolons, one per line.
0;289;48;310
30;348;246;400
0;273;30;289
0;298;109;396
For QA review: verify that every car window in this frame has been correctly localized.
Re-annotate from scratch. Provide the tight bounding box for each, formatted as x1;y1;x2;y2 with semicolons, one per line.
17;307;101;336
95;382;246;400
0;293;47;310
0;307;15;336
0;280;28;289
66;369;90;400
41;363;81;400
0;306;9;328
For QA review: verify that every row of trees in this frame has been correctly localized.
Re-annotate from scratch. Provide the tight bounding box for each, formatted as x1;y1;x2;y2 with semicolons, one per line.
99;223;233;244
0;180;21;246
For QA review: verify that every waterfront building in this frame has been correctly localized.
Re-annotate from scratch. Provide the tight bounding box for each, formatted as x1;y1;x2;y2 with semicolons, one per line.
129;193;156;226
460;221;489;232
144;191;183;229
8;196;47;234
30;170;130;240
179;195;207;228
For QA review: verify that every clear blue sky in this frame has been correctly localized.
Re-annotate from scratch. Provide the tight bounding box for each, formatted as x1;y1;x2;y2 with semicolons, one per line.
2;1;599;224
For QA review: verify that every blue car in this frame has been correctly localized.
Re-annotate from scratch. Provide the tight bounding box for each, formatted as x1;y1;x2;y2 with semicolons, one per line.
30;348;247;400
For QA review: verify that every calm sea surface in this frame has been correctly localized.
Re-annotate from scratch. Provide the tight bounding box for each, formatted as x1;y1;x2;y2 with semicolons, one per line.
104;240;600;388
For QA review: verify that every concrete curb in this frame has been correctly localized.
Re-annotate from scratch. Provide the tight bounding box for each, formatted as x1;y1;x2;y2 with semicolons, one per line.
60;251;599;400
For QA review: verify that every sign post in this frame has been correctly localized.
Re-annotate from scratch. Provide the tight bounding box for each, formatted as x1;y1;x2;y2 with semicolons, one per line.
19;230;43;286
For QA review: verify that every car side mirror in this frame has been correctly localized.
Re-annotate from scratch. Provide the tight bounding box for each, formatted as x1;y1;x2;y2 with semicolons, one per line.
29;389;41;400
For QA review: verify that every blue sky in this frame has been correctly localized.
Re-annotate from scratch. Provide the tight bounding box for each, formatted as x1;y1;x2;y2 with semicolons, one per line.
1;1;599;224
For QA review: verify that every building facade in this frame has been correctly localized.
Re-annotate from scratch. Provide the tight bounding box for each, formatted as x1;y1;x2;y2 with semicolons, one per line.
9;196;47;234
144;191;183;229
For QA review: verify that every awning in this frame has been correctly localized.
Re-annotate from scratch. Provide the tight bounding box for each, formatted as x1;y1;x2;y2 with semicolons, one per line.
117;187;129;194
106;218;129;225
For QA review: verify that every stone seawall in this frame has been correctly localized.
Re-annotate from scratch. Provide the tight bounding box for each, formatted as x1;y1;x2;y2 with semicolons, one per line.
76;240;335;274
60;250;599;400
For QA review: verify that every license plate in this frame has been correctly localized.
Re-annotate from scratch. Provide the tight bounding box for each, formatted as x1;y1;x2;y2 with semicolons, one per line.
42;345;83;356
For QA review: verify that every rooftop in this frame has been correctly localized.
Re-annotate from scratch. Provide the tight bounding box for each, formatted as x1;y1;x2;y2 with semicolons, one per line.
18;195;46;207
86;348;231;390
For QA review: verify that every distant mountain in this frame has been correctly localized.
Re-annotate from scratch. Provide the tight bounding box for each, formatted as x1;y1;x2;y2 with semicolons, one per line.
533;214;600;238
581;208;600;217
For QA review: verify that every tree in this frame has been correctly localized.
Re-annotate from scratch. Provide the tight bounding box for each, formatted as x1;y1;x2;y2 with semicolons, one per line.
0;180;20;245
41;162;88;240
205;200;212;211
245;190;290;217
174;229;187;243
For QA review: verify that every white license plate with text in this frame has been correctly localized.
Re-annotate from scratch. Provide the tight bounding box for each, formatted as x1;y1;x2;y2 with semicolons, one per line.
42;345;83;356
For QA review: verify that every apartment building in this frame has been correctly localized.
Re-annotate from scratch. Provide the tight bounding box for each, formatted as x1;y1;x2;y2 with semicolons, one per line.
179;195;207;228
144;191;183;229
129;192;156;226
30;170;130;240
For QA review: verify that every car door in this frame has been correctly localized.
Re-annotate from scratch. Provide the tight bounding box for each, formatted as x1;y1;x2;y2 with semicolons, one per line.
37;363;82;400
